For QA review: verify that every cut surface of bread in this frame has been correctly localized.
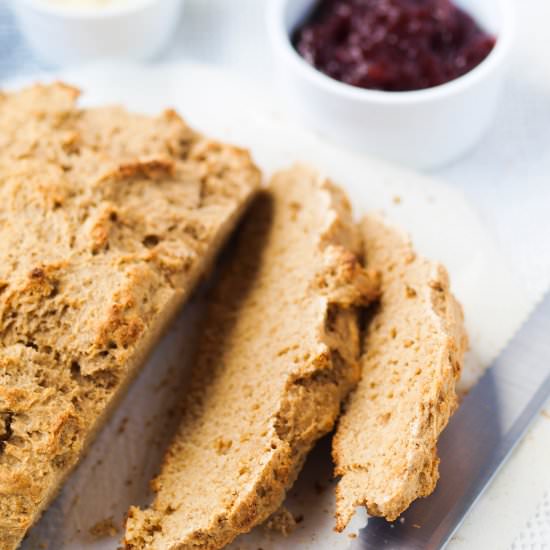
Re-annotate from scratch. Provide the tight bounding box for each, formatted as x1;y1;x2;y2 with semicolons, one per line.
333;215;468;528
0;84;260;550
124;166;379;550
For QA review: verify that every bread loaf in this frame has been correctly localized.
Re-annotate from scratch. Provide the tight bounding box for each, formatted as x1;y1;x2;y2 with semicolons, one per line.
333;215;467;528
124;166;379;550
0;84;260;550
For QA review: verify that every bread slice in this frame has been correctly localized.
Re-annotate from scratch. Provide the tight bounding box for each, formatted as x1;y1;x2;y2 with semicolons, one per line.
0;84;260;550
333;215;467;528
124;166;379;550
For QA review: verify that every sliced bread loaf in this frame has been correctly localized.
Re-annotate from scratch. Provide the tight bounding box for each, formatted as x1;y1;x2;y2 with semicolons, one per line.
333;215;467;528
0;84;260;550
124;166;379;550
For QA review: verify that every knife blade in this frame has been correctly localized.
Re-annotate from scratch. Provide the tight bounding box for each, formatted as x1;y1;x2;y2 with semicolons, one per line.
356;290;550;549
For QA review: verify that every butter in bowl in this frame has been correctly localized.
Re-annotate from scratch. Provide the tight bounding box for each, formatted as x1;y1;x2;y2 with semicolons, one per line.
11;0;184;67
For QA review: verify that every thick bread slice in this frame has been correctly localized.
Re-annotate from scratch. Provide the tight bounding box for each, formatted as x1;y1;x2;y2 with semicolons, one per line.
0;84;260;550
124;166;379;550
333;215;468;528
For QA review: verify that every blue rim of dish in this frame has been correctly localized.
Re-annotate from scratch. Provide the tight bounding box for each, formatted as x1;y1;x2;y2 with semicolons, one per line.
267;0;515;104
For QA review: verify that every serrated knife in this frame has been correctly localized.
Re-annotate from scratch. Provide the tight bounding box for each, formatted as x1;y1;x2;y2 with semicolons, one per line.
357;291;550;549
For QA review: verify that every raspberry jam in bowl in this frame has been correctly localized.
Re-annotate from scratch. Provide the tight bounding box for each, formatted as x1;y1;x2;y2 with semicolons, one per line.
267;0;514;169
293;0;496;92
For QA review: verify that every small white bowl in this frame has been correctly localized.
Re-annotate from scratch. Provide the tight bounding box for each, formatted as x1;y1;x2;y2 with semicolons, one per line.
267;0;514;169
11;0;184;67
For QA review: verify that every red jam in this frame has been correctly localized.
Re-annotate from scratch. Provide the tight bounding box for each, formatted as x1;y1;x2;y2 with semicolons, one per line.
293;0;496;92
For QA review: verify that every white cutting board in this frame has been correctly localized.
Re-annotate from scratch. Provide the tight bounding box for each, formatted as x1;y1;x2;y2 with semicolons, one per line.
6;62;537;550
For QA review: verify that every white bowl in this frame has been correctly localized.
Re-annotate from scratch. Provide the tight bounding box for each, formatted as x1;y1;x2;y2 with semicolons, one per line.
11;0;184;67
267;0;514;169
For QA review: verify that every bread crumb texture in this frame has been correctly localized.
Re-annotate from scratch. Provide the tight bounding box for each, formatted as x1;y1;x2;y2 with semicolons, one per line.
89;516;119;539
0;83;260;550
264;505;297;536
333;215;468;528
124;166;379;550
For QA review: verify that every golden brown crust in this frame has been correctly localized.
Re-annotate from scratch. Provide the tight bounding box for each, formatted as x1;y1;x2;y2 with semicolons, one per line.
124;166;379;550
333;215;468;528
0;83;260;550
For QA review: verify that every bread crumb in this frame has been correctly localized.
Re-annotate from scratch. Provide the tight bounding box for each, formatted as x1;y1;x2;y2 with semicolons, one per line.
264;507;297;536
117;417;129;434
213;436;233;455
541;409;550;419
392;196;402;205
89;517;119;538
405;285;417;298
348;532;357;539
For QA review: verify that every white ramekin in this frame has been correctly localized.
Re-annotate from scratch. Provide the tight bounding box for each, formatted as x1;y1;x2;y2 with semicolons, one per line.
267;0;514;169
11;0;184;67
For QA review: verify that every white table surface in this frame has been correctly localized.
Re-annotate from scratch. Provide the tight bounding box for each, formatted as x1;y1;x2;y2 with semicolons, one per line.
1;1;549;548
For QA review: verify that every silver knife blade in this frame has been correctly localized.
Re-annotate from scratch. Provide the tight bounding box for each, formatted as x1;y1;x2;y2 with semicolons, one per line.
356;290;550;549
